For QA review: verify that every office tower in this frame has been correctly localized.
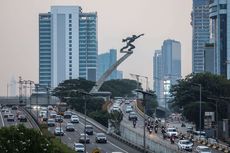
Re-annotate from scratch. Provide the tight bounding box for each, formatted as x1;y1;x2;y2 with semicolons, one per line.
153;39;181;108
162;39;181;84
204;43;215;73
117;70;123;79
97;49;121;80
191;0;210;73
153;50;164;107
39;6;97;88
209;0;230;79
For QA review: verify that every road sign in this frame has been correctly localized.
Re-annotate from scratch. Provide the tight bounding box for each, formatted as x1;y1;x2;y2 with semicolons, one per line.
92;148;101;153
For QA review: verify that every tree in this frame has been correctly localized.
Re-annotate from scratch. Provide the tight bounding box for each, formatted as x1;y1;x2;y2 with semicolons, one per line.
108;110;123;135
170;72;230;129
0;124;52;153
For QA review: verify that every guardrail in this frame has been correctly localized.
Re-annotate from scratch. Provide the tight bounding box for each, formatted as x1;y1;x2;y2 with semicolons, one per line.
73;110;152;153
20;107;41;133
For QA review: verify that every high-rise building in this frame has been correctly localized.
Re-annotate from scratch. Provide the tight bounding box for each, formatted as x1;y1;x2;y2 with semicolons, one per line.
97;49;122;80
191;0;210;73
209;0;230;79
153;39;181;108
39;6;97;87
204;43;215;73
153;50;163;107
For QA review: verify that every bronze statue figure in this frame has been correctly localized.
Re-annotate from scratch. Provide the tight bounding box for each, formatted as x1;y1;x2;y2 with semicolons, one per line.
120;34;144;53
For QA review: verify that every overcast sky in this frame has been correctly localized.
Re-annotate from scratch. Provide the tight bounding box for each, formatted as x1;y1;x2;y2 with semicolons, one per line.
0;0;192;96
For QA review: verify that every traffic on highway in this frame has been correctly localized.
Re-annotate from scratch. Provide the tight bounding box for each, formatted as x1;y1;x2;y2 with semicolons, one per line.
30;104;140;153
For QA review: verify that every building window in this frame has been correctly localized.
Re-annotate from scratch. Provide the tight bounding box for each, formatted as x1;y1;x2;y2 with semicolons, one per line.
69;14;72;19
69;28;72;31
69;72;72;75
69;56;72;59
69;52;72;56
69;77;72;79
69;44;72;47
69;61;72;64
69;40;72;43
69;48;72;51
69;64;72;67
69;24;72;27
69;32;72;35
69;20;72;23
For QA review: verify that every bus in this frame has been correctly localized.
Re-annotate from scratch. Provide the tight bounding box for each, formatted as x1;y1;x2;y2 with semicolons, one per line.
56;102;68;115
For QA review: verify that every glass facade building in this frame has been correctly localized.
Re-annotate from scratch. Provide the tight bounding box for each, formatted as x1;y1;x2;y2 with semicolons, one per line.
191;0;210;73
97;49;122;80
39;6;97;88
209;0;230;79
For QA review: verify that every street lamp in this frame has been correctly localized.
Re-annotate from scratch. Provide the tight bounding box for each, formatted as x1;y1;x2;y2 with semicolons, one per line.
35;84;39;119
135;89;154;153
69;89;92;153
193;83;202;137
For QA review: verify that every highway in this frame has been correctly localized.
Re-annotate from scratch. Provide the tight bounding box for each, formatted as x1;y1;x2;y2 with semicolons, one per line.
119;100;223;153
0;106;33;129
31;108;141;153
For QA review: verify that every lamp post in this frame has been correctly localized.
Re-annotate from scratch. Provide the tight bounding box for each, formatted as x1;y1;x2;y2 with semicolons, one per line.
35;84;39;119
135;89;154;153
193;83;202;137
28;80;34;112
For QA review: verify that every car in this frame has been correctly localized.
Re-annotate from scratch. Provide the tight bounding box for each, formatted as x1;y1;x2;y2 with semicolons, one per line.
111;106;120;112
11;106;18;110
95;133;107;143
177;139;193;152
193;131;206;141
3;112;10;118
49;111;57;118
124;100;130;104
71;115;79;123
125;105;132;113
195;146;212;153
39;110;47;118
54;127;64;136
128;111;138;121
66;123;75;131
7;114;15;122
1;108;9;113
187;126;193;133
64;111;72;119
42;115;48;122
166;127;178;137
85;125;93;135
18;114;27;122
47;118;55;127
74;143;84;152
55;115;63;123
79;133;90;143
47;105;53;111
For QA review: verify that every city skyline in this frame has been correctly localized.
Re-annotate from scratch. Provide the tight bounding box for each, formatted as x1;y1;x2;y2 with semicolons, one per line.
0;0;192;96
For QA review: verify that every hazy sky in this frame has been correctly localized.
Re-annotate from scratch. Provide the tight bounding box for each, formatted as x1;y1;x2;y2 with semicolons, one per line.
0;0;192;96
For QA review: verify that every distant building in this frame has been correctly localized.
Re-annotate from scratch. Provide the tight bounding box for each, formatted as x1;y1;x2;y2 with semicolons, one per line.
117;70;123;79
191;0;210;73
97;49;122;80
209;0;230;79
39;6;97;88
153;50;163;107
204;43;215;73
153;39;181;108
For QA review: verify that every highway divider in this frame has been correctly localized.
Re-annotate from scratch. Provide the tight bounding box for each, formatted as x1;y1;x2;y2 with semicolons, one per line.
73;110;153;153
19;107;41;133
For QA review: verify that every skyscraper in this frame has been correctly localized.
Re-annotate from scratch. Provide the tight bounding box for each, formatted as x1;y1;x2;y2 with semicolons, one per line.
39;6;97;88
209;0;230;79
153;50;163;107
191;0;210;73
97;49;122;80
153;39;181;108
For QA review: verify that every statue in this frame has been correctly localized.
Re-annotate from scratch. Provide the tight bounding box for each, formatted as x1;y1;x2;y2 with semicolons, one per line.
120;34;144;53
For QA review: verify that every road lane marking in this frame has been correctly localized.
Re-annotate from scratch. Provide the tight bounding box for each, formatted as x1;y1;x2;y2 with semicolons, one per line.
68;137;71;140
108;140;128;153
0;111;5;127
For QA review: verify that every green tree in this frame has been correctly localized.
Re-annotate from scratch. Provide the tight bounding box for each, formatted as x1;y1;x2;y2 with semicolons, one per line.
0;124;52;153
108;110;123;135
170;72;230;129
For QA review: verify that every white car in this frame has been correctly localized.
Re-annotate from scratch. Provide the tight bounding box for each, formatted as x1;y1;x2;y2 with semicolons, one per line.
39;110;47;118
195;146;212;153
166;127;178;137
177;139;193;152
125;105;132;113
71;115;79;123
49;111;57;118
74;143;84;152
54;127;64;136
111;106;120;112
